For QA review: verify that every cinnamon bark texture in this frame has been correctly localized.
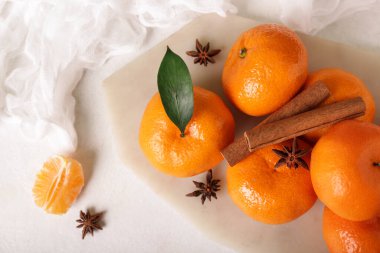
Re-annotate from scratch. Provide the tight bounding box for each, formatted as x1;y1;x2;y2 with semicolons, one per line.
245;97;365;152
260;82;331;125
221;82;330;166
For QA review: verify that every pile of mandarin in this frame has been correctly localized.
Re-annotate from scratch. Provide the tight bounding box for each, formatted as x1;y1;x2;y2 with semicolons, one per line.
139;24;380;252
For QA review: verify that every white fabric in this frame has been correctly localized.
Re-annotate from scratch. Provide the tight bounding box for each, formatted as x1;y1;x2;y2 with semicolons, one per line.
278;0;376;34
0;0;237;154
0;0;378;155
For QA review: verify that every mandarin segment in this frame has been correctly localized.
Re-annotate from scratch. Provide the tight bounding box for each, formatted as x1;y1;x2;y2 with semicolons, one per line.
222;24;308;116
227;139;317;224
303;68;375;142
323;207;380;253
311;120;380;221
33;155;84;214
139;86;235;177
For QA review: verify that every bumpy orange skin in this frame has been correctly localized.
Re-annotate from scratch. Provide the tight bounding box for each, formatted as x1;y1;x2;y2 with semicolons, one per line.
323;207;380;253
222;24;308;116
33;155;84;215
304;68;375;142
227;139;317;224
311;120;380;221
139;86;235;177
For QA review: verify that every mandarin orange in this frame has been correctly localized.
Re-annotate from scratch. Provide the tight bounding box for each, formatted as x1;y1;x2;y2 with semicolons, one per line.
222;24;308;116
304;68;375;142
311;120;380;221
227;139;316;224
33;155;84;214
139;86;235;177
323;207;380;253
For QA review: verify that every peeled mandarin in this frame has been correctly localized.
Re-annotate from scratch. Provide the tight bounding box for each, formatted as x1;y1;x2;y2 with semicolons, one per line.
32;155;84;214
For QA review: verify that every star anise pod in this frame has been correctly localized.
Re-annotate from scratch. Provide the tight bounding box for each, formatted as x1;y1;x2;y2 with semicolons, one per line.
186;169;220;204
272;138;310;170
76;210;103;239
186;39;221;66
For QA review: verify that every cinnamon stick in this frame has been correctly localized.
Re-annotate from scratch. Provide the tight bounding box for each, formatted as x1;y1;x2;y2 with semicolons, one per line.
260;82;331;125
221;82;330;166
245;97;365;152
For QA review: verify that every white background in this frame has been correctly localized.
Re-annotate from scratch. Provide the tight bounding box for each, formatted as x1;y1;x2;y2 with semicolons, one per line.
1;1;380;252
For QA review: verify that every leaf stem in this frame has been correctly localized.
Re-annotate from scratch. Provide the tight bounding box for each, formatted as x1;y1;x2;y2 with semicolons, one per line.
180;132;185;138
374;162;380;167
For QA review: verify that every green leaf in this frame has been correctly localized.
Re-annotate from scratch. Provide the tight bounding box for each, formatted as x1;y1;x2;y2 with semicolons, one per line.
157;46;194;137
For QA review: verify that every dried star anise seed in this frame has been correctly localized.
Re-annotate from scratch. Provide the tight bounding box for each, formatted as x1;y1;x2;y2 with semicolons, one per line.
186;169;220;204
186;39;221;66
76;210;103;239
272;138;310;170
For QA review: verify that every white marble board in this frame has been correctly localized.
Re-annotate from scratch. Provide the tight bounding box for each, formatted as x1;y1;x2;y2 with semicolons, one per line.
102;14;380;253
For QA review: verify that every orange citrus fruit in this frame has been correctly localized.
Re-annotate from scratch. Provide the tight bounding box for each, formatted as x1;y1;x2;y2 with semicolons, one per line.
323;207;380;253
139;86;235;177
303;68;375;142
33;155;84;214
222;24;308;116
227;139;317;224
311;120;380;221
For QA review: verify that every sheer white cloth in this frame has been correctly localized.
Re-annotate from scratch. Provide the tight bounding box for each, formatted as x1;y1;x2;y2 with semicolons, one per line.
0;0;237;154
279;0;376;35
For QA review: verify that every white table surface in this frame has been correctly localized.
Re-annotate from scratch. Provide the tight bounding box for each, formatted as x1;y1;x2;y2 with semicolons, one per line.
1;1;380;252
